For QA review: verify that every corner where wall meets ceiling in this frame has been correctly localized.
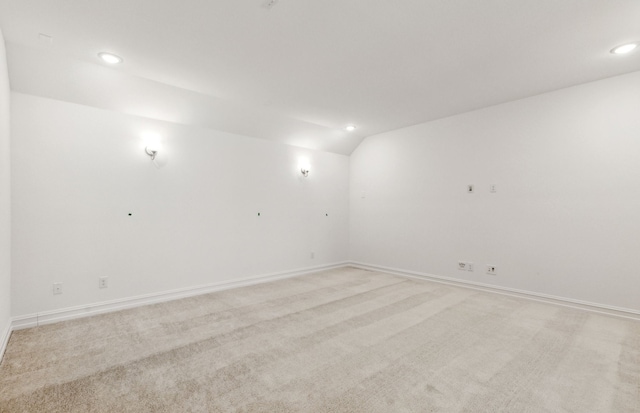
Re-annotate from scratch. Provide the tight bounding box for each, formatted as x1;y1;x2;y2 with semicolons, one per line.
4;43;365;155
1;0;640;155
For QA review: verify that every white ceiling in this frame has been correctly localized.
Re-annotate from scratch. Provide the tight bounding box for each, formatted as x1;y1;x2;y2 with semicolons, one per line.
1;0;640;155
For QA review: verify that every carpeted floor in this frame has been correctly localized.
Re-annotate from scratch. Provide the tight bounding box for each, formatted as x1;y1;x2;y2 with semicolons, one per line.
0;267;638;412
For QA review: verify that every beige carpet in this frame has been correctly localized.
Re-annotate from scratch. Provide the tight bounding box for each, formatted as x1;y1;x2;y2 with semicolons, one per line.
0;267;638;412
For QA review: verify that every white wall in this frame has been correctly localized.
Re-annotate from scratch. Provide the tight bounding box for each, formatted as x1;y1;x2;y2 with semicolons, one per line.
350;70;640;312
0;29;11;352
11;93;349;317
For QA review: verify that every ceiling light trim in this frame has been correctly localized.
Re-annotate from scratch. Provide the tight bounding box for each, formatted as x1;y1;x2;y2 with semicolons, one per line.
610;42;638;55
98;52;123;64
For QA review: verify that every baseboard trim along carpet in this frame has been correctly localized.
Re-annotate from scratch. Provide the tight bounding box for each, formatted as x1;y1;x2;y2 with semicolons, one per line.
5;261;637;363
3;266;638;411
10;261;350;332
350;262;640;321
0;320;10;364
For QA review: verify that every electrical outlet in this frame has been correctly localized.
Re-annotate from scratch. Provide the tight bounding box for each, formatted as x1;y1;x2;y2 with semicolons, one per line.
98;276;108;289
486;265;497;275
458;261;467;271
53;283;62;295
467;262;474;272
490;184;497;193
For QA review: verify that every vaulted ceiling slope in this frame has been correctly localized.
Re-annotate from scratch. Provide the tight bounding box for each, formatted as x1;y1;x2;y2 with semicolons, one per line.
1;0;640;155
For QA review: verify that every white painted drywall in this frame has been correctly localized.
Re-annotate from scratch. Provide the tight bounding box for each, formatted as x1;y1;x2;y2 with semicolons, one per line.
10;93;349;317
350;70;640;312
0;29;11;351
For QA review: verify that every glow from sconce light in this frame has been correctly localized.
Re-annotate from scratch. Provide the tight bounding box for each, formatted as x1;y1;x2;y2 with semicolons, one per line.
98;52;123;64
610;42;638;55
344;125;357;132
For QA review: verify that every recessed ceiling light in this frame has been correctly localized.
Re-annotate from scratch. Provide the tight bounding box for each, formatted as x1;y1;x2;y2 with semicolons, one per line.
344;125;357;132
610;43;638;55
98;52;123;64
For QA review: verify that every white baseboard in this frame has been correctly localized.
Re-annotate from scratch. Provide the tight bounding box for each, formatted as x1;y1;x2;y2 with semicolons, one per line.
4;260;636;363
350;262;640;321
0;319;10;364
10;262;349;332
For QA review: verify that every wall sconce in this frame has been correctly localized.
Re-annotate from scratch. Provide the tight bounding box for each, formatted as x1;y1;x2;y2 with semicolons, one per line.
299;159;311;177
145;144;160;160
298;157;311;178
142;132;162;161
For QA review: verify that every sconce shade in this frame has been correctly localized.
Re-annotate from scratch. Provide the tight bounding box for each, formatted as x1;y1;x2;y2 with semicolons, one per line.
145;146;158;160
